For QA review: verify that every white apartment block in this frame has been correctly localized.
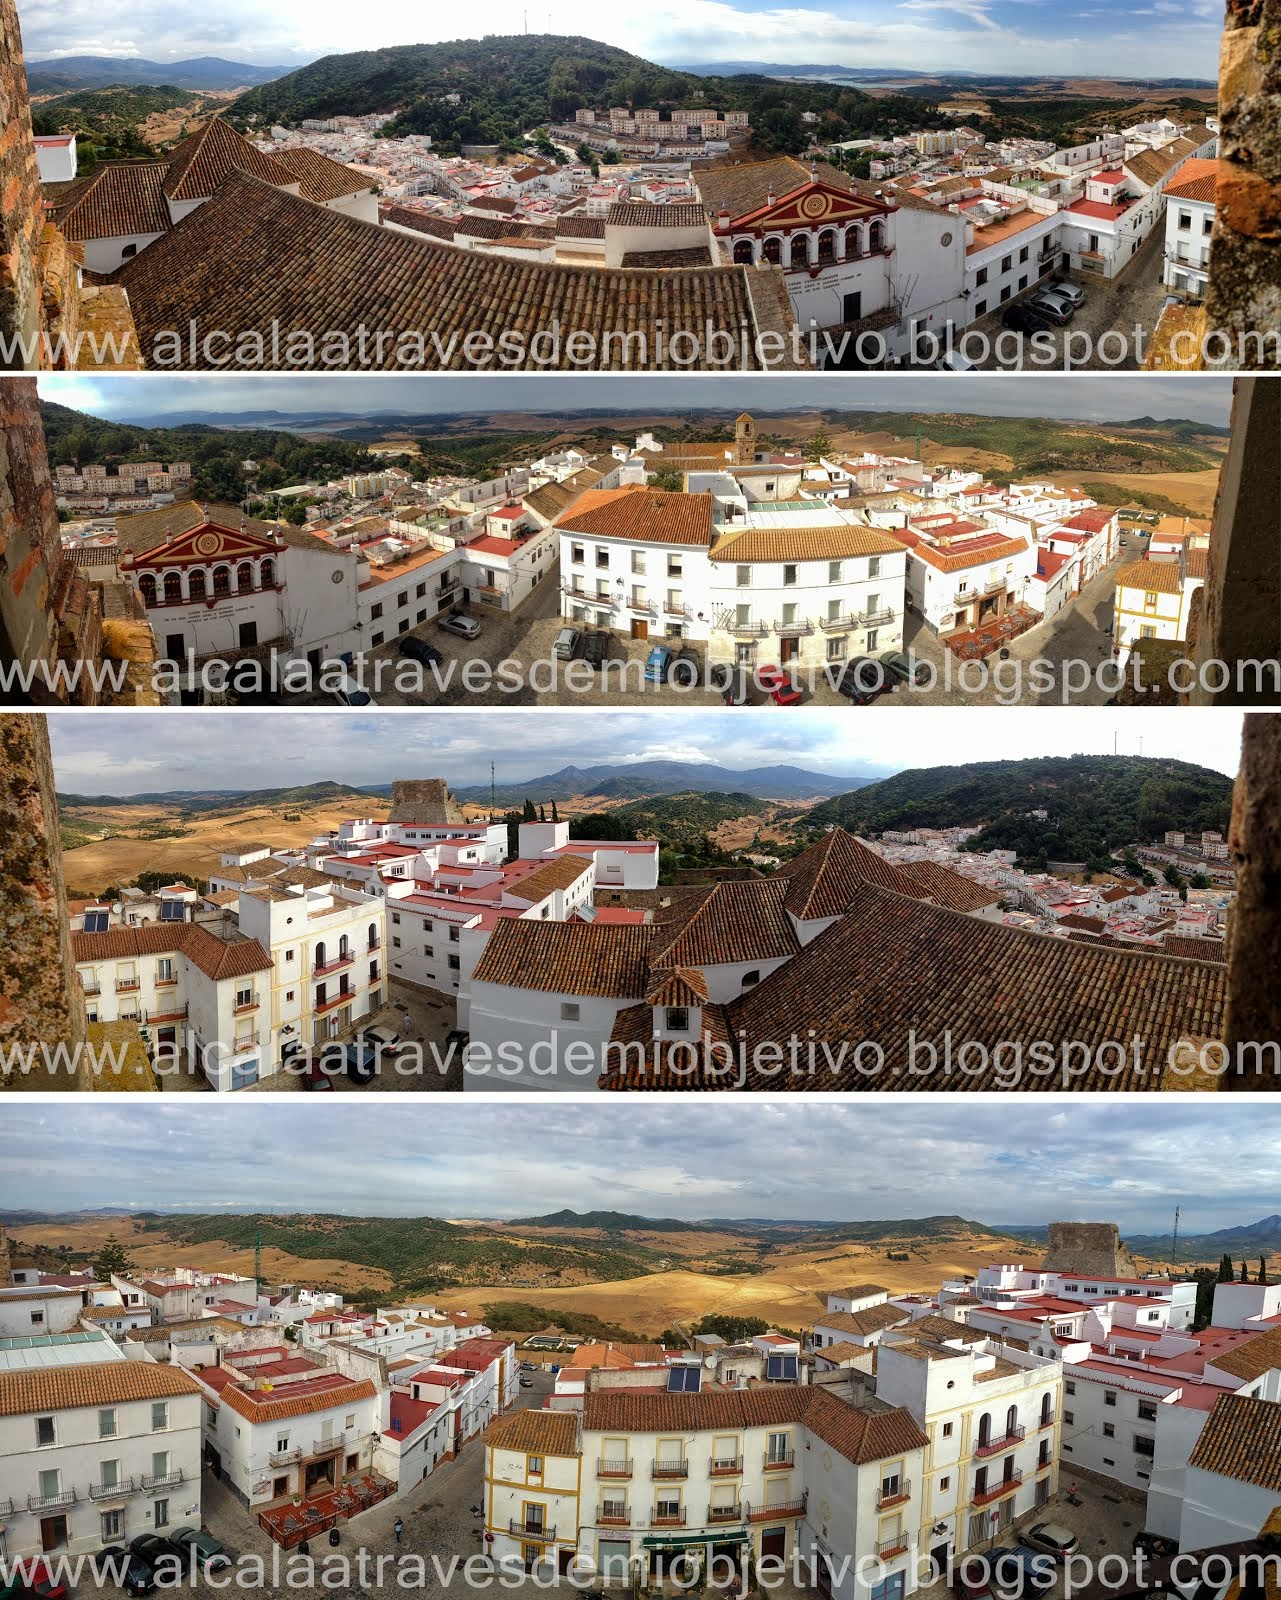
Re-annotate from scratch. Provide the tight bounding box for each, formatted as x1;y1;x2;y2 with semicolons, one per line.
1161;161;1217;300
0;1338;203;1562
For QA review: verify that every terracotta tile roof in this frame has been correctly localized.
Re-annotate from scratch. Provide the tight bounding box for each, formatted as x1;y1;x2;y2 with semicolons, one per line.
71;922;274;982
0;1360;203;1417
485;1407;579;1457
899;529;1030;575
556;214;606;239
651;879;800;966
896;860;1002;913
1205;1324;1281;1382
50;162;171;242
714;881;1227;1092
505;855;593;901
555;486;716;548
894;1315;986;1345
1115;560;1185;594
382;206;457;241
583;1386;927;1468
710;524;907;564
621;246;713;269
471;920;655;997
815;1341;868;1363
697;156;834;220
1123;136;1202;190
113;172;796;372
219;1376;377;1424
1185;547;1209;580
114;499;281;556
1188;1394;1281;1492
1165;158;1218;204
607;202;708;228
779;830;908;919
816;1305;912;1336
575;1342;666;1367
1162;935;1226;963
645;968;709;1007
833;1284;888;1300
163;117;295;201
272;146;373;203
525;481;577;521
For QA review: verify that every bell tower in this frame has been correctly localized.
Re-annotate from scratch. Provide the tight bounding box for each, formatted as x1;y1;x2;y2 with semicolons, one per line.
735;412;756;464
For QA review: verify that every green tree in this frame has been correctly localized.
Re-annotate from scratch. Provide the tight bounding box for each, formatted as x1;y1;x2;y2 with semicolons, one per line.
1260;1257;1270;1285
1218;1252;1235;1282
1240;1260;1249;1282
805;430;832;464
92;1236;135;1282
647;470;685;493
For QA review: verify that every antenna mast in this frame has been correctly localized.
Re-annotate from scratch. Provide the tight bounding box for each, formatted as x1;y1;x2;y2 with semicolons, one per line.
1171;1206;1180;1265
491;760;497;817
255;1227;262;1284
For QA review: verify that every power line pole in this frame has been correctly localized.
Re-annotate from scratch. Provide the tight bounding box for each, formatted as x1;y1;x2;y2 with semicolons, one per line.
1171;1205;1180;1265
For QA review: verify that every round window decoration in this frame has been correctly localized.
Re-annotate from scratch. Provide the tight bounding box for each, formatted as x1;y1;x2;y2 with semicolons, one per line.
801;192;828;219
941;230;953;246
331;569;344;584
194;530;223;557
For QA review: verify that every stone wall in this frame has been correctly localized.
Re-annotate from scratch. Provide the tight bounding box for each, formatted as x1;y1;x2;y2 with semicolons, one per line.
1;377;158;703
0;0;83;369
1188;377;1281;703
1207;0;1281;366
1042;1221;1138;1278
387;779;464;825
1223;713;1281;1087
0;712;87;1089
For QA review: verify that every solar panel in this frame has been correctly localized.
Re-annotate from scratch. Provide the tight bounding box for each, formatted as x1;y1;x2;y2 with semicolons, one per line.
667;1365;701;1392
159;900;186;921
766;1355;798;1380
83;911;109;932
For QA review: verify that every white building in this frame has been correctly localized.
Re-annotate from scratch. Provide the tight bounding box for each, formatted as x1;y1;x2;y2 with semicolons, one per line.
0;1340;203;1561
1161;160;1217;300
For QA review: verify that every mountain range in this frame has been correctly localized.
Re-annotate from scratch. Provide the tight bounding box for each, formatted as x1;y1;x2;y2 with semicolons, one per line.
453;761;859;805
26;56;287;93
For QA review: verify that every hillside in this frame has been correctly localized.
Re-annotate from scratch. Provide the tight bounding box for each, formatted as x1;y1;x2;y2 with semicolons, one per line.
27;56;285;94
805;755;1234;871
228;34;944;155
511;1210;718;1234
1127;1215;1281;1261
32;87;204;166
58;780;382;814
456;761;852;806
39;401;401;506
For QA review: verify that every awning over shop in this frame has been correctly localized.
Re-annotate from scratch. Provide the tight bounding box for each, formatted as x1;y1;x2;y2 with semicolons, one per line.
641;1530;749;1549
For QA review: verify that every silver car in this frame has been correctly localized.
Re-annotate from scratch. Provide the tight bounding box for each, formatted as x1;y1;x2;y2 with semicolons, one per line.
439;612;481;639
1048;279;1085;307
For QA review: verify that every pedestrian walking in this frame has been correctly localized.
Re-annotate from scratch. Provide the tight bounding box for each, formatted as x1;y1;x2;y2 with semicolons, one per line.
394;1516;404;1545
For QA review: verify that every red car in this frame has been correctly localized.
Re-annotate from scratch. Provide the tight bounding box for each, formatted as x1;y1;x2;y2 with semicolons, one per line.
757;664;803;706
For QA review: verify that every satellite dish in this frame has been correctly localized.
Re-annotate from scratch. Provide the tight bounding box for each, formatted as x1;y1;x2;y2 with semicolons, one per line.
112;903;124;915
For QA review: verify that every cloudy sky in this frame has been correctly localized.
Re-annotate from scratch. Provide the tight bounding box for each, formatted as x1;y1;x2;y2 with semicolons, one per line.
47;709;1244;794
37;374;1235;429
0;1101;1269;1232
19;0;1222;86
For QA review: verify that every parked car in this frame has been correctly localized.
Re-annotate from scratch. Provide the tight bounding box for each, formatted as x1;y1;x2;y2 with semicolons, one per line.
1047;277;1086;307
667;647;701;688
582;632;609;668
1019;1524;1080;1560
94;1547;157;1597
398;635;444;667
341;1044;379;1084
878;650;930;687
953;1571;993;1600
757;664;803;706
1028;290;1075;325
18;1565;70;1600
519;1376;535;1387
644;645;673;683
519;1360;537;1371
1001;303;1052;335
329;669;377;707
362;1023;402;1053
129;1536;183;1573
709;662;748;706
931;348;975;371
991;1547;1056;1597
829;656;892;704
171;1529;231;1574
552;627;583;660
438;611;481;640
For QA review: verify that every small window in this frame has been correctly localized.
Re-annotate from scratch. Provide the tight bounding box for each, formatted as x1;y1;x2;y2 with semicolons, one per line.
942;1421;953;1438
36;1415;56;1446
939;1475;950;1492
529;1455;544;1474
560;1002;580;1022
665;1006;689;1031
